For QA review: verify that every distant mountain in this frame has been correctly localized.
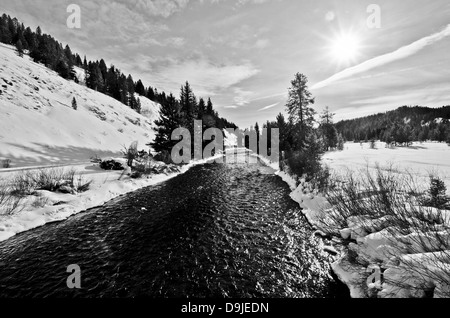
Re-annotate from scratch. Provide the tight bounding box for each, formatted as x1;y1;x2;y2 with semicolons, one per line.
335;106;450;143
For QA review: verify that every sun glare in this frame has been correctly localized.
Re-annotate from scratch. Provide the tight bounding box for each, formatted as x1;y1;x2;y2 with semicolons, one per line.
331;33;361;63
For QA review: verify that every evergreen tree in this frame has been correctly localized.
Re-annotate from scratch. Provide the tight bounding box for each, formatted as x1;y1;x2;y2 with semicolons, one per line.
286;73;316;148
180;81;197;129
319;107;338;151
197;98;206;120
15;39;24;57
151;93;183;153
135;79;146;96
147;86;156;101
72;97;77;110
255;122;260;154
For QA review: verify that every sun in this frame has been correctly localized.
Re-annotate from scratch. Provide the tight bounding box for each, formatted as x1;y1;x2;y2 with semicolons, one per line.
330;33;361;63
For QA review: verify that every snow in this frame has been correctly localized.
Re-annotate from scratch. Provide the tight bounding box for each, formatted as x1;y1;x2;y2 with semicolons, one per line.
0;43;227;242
258;141;450;298
323;141;450;190
0;155;222;242
0;43;160;168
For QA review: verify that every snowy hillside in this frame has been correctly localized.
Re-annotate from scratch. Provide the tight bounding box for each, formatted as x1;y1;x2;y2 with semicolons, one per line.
0;43;160;169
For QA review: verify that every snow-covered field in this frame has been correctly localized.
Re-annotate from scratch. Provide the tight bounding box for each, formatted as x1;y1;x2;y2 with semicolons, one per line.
323;141;450;190
0;43;160;169
269;141;450;298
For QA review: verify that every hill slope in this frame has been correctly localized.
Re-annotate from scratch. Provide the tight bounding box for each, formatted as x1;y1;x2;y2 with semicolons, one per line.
0;43;160;168
336;105;450;142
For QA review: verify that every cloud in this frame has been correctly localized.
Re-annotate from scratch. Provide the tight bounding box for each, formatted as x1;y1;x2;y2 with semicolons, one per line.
148;58;260;97
124;0;190;18
258;102;279;111
312;24;450;90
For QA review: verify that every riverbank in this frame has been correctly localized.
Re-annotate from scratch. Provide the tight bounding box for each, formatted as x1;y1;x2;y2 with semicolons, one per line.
258;142;450;298
0;155;222;242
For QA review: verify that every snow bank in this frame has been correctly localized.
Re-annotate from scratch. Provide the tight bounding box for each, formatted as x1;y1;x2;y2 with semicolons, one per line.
0;154;223;242
258;142;450;298
0;43;160;168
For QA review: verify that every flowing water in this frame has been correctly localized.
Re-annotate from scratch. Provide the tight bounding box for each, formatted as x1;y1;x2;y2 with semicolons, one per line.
0;153;348;298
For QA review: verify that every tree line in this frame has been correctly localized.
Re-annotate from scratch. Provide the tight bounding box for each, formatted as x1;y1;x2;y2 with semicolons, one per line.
1;13;177;115
247;73;344;185
150;81;237;159
335;106;450;145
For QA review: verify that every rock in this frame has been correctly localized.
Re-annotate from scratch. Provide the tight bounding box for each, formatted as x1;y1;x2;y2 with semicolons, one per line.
340;228;352;240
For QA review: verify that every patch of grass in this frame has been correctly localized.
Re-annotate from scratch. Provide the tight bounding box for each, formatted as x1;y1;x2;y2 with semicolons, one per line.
322;164;450;297
10;168;91;196
0;178;23;215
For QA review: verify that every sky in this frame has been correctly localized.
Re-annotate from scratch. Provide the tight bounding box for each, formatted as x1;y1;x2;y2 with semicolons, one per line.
2;0;450;128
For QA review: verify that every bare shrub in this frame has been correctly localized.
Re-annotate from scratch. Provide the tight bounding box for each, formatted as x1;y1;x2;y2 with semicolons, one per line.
0;178;23;215
31;192;50;209
10;168;91;195
321;164;450;297
2;159;11;169
122;141;139;168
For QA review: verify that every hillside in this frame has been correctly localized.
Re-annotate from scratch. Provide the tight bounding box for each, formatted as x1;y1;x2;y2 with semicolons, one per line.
336;106;450;142
0;43;160;169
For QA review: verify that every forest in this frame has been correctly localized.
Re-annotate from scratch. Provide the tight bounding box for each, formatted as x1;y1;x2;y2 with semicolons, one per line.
335;106;450;144
0;13;237;159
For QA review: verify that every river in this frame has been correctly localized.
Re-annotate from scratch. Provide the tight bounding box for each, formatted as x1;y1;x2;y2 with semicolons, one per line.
0;152;348;298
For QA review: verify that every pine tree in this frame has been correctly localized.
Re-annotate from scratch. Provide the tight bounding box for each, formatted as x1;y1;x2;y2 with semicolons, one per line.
180;81;198;132
147;86;156;101
135;80;146;96
286;73;316;148
319;107;338;151
72;97;77;110
204;98;216;129
427;177;449;209
286;73;316;126
15;39;24;57
255;122;260;154
197;98;206;120
151;93;183;153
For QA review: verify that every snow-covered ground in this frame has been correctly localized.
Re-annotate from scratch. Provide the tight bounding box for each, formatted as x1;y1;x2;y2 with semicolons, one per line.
323;141;450;190
0;43;228;242
0;155;222;242
0;43;160;169
265;141;450;298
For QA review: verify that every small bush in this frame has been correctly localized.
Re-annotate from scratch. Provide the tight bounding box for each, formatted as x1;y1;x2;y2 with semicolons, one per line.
422;176;449;209
100;160;124;171
0;179;23;215
90;155;102;164
10;168;91;196
2;159;11;169
285;149;323;183
322;166;450;297
337;134;345;151
154;150;173;165
122;141;139;168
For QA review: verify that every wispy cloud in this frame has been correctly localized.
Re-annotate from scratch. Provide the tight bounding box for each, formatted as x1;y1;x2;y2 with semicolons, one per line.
312;24;450;90
258;102;279;111
148;58;259;97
